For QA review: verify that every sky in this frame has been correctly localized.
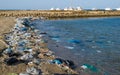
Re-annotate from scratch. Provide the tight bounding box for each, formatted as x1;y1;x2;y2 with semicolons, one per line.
0;0;120;10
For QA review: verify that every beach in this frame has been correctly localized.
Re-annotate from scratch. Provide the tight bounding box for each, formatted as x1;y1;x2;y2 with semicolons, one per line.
0;17;78;75
0;16;120;75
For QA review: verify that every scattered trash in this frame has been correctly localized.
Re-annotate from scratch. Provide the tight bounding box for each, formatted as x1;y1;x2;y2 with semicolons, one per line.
96;50;102;53
33;58;41;65
50;58;75;69
81;64;99;72
4;47;12;54
51;58;64;64
4;57;19;65
1;18;76;74
64;60;75;69
65;46;74;49
20;53;33;61
26;67;41;75
68;39;80;44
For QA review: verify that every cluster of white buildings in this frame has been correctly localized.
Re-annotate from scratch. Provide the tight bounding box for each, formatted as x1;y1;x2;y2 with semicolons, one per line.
50;7;120;11
92;8;120;11
50;7;83;11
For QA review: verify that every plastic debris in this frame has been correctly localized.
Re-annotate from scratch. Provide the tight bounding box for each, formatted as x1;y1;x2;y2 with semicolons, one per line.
33;58;41;65
65;46;74;49
51;58;63;64
81;64;99;72
26;67;41;75
4;57;19;65
4;47;12;54
20;53;33;61
68;39;80;44
50;58;75;69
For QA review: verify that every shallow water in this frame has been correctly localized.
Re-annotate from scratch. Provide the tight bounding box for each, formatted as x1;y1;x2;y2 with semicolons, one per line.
34;17;120;75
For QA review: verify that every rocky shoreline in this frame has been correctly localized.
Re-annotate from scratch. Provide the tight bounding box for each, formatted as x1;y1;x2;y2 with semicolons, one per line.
0;17;78;75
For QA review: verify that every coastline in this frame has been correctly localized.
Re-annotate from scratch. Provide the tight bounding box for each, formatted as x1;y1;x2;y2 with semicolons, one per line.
0;10;120;19
0;17;78;75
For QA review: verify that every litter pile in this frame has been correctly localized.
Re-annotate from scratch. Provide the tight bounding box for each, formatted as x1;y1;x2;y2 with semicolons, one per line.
0;17;77;75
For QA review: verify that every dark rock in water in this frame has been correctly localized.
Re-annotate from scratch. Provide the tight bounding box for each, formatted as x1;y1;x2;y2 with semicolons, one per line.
4;57;19;65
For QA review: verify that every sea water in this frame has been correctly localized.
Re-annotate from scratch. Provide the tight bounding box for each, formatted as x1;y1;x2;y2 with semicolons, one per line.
34;17;120;75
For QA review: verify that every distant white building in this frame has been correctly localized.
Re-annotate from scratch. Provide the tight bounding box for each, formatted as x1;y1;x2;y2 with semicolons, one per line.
68;7;74;10
50;8;55;10
56;8;61;10
92;8;98;10
105;8;112;10
64;7;68;11
76;7;83;10
116;8;120;10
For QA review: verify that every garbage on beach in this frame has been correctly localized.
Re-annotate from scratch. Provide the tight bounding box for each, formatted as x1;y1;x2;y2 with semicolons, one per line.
50;58;75;69
26;67;41;75
51;58;63;64
20;53;33;61
1;17;77;74
81;64;99;72
4;57;19;65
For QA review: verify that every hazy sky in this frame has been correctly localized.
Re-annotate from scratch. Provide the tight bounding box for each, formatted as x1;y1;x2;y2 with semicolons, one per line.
0;0;120;9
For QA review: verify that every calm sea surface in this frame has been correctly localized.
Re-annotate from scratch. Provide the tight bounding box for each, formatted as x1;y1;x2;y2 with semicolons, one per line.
34;17;120;75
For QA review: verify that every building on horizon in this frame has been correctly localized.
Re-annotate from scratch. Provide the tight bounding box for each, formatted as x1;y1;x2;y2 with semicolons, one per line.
116;8;120;10
56;8;61;10
76;7;83;11
105;8;112;10
50;8;55;10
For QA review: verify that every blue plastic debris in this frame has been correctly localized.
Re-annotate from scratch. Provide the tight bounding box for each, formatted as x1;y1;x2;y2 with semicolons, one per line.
4;47;12;54
51;38;60;42
20;27;27;31
52;58;63;64
68;39;80;44
81;64;99;72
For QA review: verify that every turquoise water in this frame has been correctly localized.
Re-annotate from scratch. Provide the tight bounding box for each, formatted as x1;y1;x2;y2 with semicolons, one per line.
35;17;120;75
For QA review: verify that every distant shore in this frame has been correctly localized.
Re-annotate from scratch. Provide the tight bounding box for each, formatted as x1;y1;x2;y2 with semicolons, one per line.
0;10;120;19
